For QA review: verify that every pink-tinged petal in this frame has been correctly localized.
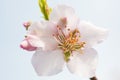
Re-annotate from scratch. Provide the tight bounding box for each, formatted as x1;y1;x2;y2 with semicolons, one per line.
26;35;44;48
27;21;57;37
20;35;45;51
31;49;65;76
20;38;37;51
25;35;57;51
50;5;75;22
50;5;79;29
67;48;98;78
79;21;108;47
27;35;58;51
26;21;58;51
38;36;58;51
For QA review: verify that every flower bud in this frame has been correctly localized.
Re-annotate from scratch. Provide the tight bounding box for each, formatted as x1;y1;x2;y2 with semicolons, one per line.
23;21;31;30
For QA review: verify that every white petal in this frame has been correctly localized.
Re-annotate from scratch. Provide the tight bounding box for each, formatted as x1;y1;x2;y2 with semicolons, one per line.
79;21;108;47
67;48;98;78
31;49;65;76
27;35;44;48
28;21;57;37
39;36;58;51
27;21;58;51
50;5;75;22
27;34;58;51
50;5;79;29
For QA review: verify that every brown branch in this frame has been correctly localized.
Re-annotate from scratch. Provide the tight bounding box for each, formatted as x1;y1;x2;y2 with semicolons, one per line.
90;76;97;80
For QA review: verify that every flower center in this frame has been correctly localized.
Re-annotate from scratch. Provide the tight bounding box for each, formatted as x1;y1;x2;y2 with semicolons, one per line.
53;25;85;62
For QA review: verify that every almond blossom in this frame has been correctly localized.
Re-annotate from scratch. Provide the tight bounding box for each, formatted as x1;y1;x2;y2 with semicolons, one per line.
20;5;108;78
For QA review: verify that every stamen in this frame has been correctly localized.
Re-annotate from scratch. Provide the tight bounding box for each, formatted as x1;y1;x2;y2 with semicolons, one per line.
53;34;62;44
53;25;85;62
57;25;65;38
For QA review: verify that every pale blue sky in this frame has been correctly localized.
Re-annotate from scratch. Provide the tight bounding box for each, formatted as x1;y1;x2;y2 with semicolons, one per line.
0;0;120;80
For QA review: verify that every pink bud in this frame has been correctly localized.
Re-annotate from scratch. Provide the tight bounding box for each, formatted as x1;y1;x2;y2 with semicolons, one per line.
23;22;31;30
20;38;37;51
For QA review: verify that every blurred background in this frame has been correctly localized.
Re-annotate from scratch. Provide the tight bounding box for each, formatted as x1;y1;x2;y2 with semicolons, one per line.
0;0;120;80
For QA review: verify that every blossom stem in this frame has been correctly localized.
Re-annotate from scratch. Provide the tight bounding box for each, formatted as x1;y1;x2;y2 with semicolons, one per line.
38;0;51;20
90;76;97;80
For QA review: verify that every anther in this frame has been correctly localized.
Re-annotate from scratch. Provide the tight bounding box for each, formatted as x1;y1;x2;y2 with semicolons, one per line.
67;28;70;31
52;34;55;36
65;25;67;28
57;25;60;28
58;27;61;30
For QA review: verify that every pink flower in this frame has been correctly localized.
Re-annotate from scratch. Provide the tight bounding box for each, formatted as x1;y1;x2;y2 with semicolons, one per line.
21;5;108;78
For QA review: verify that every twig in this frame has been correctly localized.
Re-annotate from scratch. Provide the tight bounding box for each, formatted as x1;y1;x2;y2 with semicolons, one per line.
90;76;97;80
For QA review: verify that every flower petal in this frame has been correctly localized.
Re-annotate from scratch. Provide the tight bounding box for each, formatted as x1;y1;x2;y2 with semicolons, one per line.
27;21;58;51
20;38;37;51
31;49;65;76
26;35;58;51
20;35;45;51
67;48;98;78
28;21;57;37
50;5;79;29
38;36;58;51
79;21;108;47
26;35;44;48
